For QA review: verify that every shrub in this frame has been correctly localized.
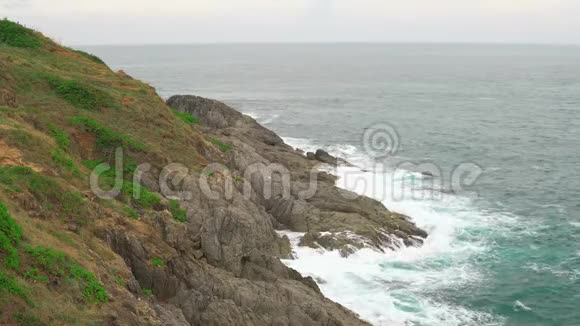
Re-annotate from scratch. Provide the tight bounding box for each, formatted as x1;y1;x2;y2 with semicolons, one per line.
172;109;199;125
0;19;42;49
24;246;109;304
151;257;165;268
208;137;232;152
169;199;187;222
47;124;70;150
70;116;145;151
142;288;153;296
0;201;22;269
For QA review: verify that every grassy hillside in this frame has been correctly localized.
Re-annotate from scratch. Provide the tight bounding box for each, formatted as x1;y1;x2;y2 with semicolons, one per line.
0;19;216;324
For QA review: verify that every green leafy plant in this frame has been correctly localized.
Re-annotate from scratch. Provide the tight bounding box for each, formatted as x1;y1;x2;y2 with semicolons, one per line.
0;270;27;300
169;199;187;222
172;109;199;125
51;149;80;176
22;268;49;283
151;257;165;268
70;116;145;151
46;76;117;111
208;137;232;152
47;124;70;150
0;201;22;269
0;167;86;222
0;19;42;49
124;206;139;220
24;246;109;304
142;288;153;296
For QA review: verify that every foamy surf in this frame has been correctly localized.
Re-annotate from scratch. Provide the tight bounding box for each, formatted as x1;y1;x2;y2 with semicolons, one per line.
280;137;508;326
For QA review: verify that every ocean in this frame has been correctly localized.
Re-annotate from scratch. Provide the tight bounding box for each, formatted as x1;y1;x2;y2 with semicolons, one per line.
84;43;580;326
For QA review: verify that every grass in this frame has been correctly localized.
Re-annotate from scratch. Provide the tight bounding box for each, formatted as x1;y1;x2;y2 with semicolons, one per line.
151;257;165;268
51;149;80;176
46;76;118;111
0;270;27;301
208;137;232;152
47;124;70;151
0;201;22;269
13;312;46;326
0;166;87;223
114;275;125;287
22;268;49;283
84;158;160;209
0;19;42;49
169;199;187;222
70;49;106;65
70;116;145;151
172;109;199;125
122;182;160;209
24;246;109;304
123;206;139;220
142;288;153;296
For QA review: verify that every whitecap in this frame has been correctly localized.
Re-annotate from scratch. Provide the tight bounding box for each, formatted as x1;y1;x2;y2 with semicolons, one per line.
513;300;532;312
277;141;511;326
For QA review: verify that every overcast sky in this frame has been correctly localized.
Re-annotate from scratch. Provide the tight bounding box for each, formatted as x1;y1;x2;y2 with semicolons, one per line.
2;0;580;45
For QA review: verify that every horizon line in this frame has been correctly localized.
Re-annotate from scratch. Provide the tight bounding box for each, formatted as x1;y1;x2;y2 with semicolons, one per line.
75;40;580;47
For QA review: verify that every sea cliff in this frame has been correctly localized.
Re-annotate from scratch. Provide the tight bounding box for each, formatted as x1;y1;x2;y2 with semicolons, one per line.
0;19;425;325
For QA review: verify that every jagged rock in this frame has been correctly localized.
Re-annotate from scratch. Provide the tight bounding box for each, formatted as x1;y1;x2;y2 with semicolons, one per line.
314;149;337;165
168;95;427;257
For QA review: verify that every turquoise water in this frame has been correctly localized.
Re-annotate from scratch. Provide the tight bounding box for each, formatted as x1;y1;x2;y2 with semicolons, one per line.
87;44;580;325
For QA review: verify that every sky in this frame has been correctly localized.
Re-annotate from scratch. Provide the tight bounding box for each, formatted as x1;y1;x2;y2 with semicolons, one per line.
1;0;580;45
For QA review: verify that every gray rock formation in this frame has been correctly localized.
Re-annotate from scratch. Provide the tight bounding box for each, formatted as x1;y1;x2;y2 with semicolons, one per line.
95;95;428;325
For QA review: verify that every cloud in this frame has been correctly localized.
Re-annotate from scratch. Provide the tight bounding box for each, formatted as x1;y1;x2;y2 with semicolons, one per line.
3;0;580;44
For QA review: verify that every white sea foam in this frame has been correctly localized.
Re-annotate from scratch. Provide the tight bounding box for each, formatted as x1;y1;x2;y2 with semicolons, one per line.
280;137;507;326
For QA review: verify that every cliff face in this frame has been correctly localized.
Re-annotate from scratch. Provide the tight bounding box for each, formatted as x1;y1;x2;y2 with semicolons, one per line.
0;20;425;325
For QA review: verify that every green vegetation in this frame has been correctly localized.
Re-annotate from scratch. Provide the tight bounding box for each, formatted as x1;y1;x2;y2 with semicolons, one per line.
51;149;80;175
24;246;108;304
169;199;187;222
13;312;46;326
0;166;87;222
208;137;232;152
46;76;117;111
47;124;70;151
122;182;160;209
142;288;153;296
0;201;22;269
124;206;139;220
83;158;160;209
114;275;125;287
0;270;27;300
70;49;106;65
70;116;145;151
51;231;76;247
22;268;49;283
0;19;42;49
172;109;199;125
151;257;165;268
